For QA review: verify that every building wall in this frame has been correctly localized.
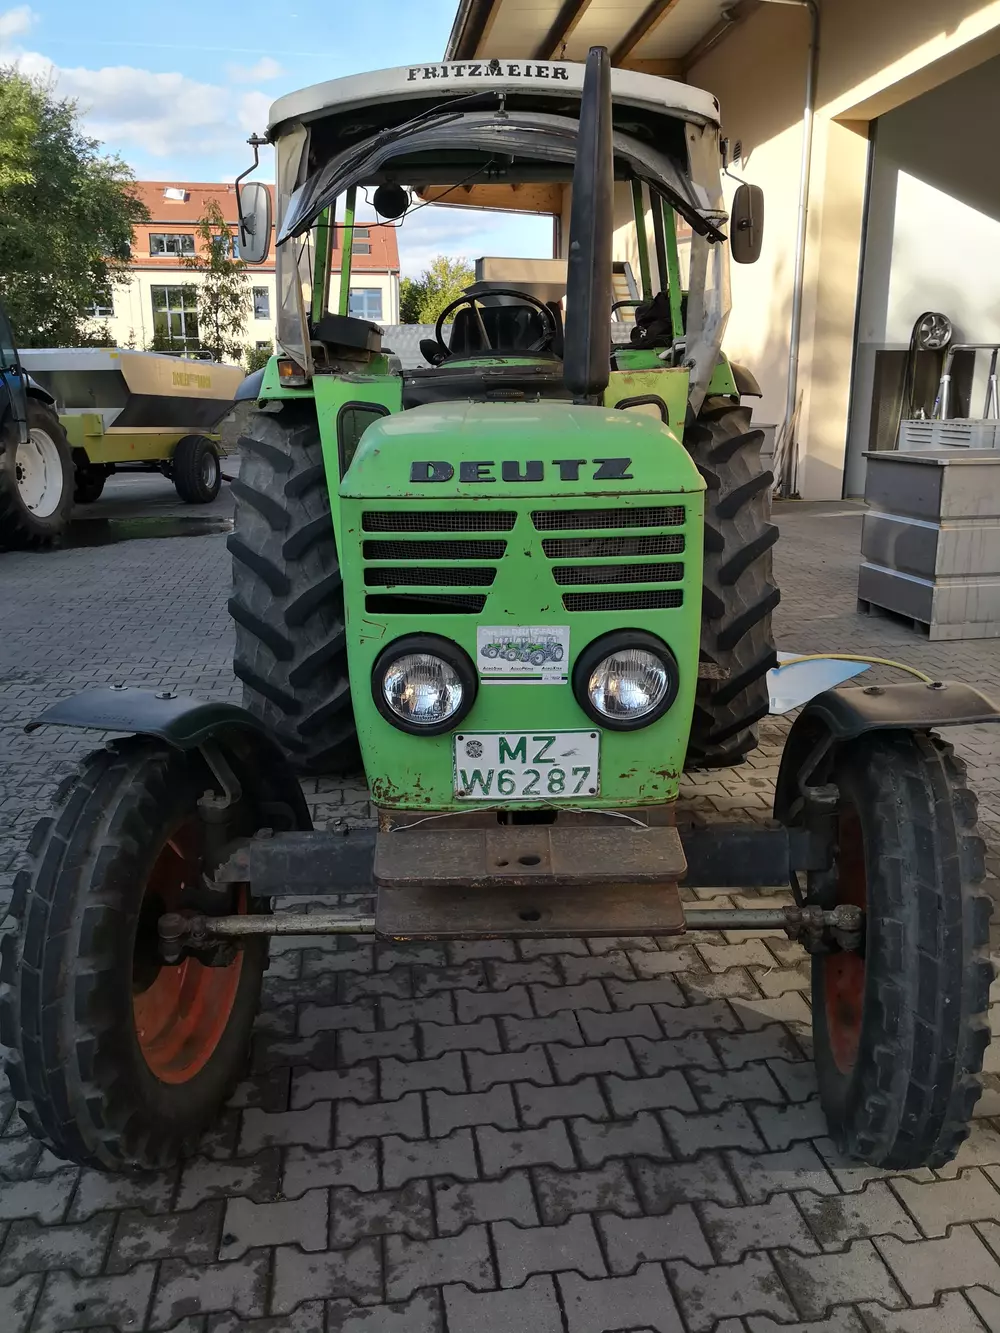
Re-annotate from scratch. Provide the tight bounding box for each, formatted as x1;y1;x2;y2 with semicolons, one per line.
688;0;1000;497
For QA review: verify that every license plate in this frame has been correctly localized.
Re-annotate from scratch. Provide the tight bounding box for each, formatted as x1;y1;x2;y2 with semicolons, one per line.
454;731;600;801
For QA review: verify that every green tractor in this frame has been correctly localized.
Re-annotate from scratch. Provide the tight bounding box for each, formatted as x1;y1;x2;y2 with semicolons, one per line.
4;49;997;1173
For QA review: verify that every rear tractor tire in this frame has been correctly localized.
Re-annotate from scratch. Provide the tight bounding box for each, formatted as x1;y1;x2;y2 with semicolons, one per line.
685;397;779;768
0;739;269;1171
173;435;222;504
228;406;357;774
811;730;992;1168
0;399;74;549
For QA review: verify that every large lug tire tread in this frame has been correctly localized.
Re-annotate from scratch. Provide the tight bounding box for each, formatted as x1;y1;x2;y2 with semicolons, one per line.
0;739;268;1172
0;399;74;549
173;435;222;504
228;407;357;774
685;398;779;768
813;730;993;1168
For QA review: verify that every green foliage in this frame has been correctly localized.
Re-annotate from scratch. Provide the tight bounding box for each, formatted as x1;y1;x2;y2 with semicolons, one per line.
399;255;474;324
245;342;273;374
181;201;251;363
0;67;148;346
146;320;176;354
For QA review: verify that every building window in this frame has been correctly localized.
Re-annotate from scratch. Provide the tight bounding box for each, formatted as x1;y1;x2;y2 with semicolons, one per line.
349;288;383;321
252;287;270;319
150;285;199;348
212;232;240;259
84;294;114;317
149;233;195;257
341;225;371;255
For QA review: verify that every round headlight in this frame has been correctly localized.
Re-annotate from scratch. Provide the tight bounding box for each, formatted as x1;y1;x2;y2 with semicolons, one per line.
573;631;679;731
372;635;477;735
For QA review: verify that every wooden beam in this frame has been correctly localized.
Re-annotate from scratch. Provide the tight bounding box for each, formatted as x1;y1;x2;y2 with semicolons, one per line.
536;0;595;59
681;0;760;73
611;0;685;67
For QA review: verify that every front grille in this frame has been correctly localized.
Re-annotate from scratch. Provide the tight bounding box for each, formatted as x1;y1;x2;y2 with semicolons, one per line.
363;511;516;532
542;534;685;558
563;589;684;612
365;566;496;588
532;505;685;531
365;593;487;614
363;539;507;560
552;562;684;586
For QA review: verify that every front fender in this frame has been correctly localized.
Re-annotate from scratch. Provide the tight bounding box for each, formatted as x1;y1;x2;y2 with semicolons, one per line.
774;680;1000;825
26;687;312;830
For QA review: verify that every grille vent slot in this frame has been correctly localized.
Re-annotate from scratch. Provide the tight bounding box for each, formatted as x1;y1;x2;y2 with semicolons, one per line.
363;511;516;532
542;534;684;558
363;539;506;560
365;593;487;614
532;505;684;531
552;562;684;587
563;590;684;612
365;567;496;588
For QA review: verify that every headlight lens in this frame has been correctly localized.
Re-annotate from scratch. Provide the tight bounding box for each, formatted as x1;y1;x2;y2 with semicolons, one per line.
382;653;464;726
587;648;670;721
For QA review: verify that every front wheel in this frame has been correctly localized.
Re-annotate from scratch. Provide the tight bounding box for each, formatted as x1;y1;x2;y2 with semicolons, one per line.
173;435;222;504
0;739;268;1171
812;730;992;1168
0;400;74;548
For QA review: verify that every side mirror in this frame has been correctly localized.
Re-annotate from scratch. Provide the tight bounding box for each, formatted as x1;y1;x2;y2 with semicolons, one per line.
730;183;764;265
238;182;272;265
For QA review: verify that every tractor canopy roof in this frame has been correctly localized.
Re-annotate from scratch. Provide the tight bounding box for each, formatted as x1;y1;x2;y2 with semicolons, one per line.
273;60;723;246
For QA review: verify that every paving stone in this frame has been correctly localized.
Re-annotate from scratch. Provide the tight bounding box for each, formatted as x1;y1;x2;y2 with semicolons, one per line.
380;943;447;969
282;1143;379;1198
605;1070;696;1115
0;1170;77;1224
702;1193;818;1262
746;1314;866;1333
599;1206;713;1269
206;1302;327;1331
696;938;777;972
561;952;636;984
631;1034;719;1074
875;1226;1000;1305
380;993;455;1028
812;1137;934;1194
795;1182;920;1248
859;1291;987;1333
301;944;372;976
422;1018;501;1057
738;993;813;1032
455;985;533;1021
669;1251;797;1330
715;1025;804;1068
0;1212;113;1280
175;1151;282;1209
654;998;742;1036
0;1273;40;1333
936;1120;1000;1178
414;962;486;994
467;1046;553;1090
149;1252;274;1325
227;1068;292;1112
381;1052;467;1097
751;1097;829;1149
487;957;562;988
662;1104;764;1156
449;939;517;962
435;1171;539;1233
383;1128;479;1187
478;1121;575;1174
253;1032;340;1073
341;1025;418;1064
558;1264;686;1332
298;1003;376;1036
271;1239;383;1313
966;1285;1000;1333
633;1153;740;1209
331;1181;434;1245
344;971;414;1002
34;1266;157;1333
0;1137;42;1180
534;1162;641;1224
106;1199;223;1273
427;1085;517;1135
338;1091;424;1145
444;1275;562;1333
327;1291;442;1332
240;1103;331;1152
531;980;609;1015
386;1226;494;1300
518;936;590;958
890;1167;1000;1235
728;1144;838;1203
578;1006;661;1043
630;946;701;977
767;1058;820;1103
679;968;762;1002
517;1076;609;1125
501;1011;582;1049
290;1064;377;1110
749;964;811;997
687;1063;785;1110
573;1110;671;1165
605;976;685;1008
493;1213;605;1285
774;1240;907;1320
220;1188;328;1260
550;1038;637;1081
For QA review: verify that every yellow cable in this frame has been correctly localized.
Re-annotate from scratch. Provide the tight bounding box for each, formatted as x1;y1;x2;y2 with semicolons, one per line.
776;653;934;685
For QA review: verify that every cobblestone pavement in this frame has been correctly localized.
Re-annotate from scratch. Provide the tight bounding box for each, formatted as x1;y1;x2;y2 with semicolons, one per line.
2;488;1000;1332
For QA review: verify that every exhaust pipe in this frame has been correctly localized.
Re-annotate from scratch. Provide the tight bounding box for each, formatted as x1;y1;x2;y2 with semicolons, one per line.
563;46;614;405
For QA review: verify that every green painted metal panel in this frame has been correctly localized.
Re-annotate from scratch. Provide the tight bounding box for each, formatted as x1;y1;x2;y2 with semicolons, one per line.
662;200;684;340
603;367;690;438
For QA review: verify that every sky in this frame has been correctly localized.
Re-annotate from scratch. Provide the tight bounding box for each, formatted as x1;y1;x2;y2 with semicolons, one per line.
0;0;552;277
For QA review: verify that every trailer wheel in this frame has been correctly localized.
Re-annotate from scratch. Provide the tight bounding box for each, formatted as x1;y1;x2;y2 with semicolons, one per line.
228;406;357;773
74;465;108;504
0;738;267;1171
684;397;778;768
0;399;74;548
173;436;222;504
812;730;992;1168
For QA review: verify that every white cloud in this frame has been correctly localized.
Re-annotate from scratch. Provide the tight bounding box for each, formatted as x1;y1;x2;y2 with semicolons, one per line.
227;57;284;83
0;4;34;42
394;204;553;279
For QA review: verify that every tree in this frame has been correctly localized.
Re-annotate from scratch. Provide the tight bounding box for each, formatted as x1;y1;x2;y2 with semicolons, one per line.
180;201;251;363
399;256;474;323
245;342;273;374
0;68;148;346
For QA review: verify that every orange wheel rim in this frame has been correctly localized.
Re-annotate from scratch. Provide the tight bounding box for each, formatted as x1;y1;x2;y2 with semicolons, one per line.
824;804;866;1075
132;819;244;1085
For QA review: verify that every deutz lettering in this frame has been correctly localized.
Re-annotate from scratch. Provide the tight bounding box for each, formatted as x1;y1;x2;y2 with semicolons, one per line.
410;459;632;483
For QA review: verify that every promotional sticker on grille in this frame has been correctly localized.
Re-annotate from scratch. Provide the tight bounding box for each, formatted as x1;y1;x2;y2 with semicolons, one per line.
476;625;570;683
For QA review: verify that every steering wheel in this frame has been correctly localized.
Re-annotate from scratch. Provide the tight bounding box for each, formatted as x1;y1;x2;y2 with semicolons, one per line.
434;288;559;359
